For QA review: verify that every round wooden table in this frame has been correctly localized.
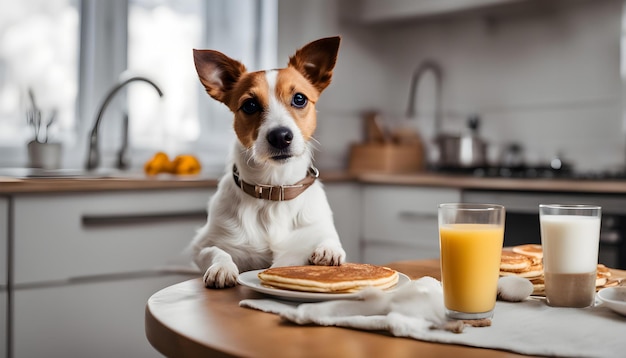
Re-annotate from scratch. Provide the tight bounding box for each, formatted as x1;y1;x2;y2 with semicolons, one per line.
145;259;526;358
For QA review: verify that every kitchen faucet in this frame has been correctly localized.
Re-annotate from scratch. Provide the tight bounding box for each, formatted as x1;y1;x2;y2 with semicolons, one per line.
86;76;163;171
405;60;443;137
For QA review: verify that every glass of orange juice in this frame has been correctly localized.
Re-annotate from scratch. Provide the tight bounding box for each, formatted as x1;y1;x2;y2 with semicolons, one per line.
438;203;505;320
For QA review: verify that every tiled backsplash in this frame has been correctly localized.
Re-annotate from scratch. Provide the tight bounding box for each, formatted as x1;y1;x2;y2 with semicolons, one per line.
280;0;625;172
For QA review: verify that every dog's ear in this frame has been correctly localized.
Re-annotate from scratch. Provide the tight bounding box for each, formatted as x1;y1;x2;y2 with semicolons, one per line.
193;49;247;104
288;36;340;93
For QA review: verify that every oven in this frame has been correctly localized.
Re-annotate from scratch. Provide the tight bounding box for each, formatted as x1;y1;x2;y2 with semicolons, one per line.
462;190;626;269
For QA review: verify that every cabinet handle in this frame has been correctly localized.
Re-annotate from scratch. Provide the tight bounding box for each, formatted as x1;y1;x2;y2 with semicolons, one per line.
82;210;207;227
397;211;437;221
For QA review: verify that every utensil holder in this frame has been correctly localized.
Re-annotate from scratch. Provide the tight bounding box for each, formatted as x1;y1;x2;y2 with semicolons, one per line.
28;141;62;169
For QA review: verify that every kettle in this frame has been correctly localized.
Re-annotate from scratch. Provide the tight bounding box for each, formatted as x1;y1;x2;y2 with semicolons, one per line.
435;115;487;169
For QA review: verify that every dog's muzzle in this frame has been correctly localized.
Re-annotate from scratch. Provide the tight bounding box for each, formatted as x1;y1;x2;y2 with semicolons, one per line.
232;165;319;201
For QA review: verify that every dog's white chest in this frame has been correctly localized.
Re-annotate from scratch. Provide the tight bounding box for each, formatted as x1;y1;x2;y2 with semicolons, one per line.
241;199;301;246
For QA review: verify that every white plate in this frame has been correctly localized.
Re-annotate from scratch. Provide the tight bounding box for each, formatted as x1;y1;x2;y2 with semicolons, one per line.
597;286;626;316
237;269;410;302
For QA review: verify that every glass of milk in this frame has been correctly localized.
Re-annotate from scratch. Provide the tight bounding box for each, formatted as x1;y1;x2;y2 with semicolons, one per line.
539;204;601;308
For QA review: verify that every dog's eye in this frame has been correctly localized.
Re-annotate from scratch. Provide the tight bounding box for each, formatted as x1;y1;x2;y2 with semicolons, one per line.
241;99;260;114
291;93;308;108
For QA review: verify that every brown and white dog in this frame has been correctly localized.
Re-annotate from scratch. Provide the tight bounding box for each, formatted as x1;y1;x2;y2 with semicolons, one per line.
190;37;346;288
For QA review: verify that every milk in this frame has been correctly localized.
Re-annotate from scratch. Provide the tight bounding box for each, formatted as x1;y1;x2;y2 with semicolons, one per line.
540;215;600;273
540;212;601;307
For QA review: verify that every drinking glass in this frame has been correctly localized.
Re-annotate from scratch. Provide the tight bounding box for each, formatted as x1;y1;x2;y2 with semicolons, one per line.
439;203;505;320
539;204;601;308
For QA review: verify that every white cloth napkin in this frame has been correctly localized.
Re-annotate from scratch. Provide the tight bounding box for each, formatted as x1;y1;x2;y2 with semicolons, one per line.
240;277;626;358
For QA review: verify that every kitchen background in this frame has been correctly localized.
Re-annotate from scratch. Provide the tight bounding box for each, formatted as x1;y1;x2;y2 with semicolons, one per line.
292;0;625;174
0;0;624;174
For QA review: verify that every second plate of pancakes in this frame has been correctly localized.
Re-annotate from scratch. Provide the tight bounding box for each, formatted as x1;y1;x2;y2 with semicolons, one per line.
500;244;619;295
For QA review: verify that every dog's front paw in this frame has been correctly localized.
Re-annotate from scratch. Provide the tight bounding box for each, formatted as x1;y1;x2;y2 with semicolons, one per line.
309;244;346;266
203;261;239;288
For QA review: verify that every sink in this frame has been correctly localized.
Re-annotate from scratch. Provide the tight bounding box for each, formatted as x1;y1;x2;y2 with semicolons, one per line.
0;167;141;179
0;167;219;180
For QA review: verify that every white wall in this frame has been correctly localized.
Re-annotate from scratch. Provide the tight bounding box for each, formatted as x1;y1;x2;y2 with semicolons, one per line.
278;0;625;172
278;0;387;170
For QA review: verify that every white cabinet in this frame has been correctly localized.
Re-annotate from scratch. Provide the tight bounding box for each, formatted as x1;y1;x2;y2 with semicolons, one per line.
10;188;214;358
325;182;362;263
0;197;7;358
14;273;195;358
362;185;460;264
1;196;7;286
343;0;522;23
13;189;211;285
0;291;5;358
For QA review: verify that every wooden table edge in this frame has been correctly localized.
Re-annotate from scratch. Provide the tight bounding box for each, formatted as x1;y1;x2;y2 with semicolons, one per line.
144;259;519;358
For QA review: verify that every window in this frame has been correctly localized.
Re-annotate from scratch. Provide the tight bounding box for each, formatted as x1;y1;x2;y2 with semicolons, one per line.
0;0;277;171
127;0;203;153
0;0;80;149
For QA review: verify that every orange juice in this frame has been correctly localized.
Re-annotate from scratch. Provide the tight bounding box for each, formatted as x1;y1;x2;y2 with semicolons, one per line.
439;223;504;313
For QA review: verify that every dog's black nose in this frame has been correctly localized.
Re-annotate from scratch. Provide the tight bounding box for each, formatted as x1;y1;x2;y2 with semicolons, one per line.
267;127;293;150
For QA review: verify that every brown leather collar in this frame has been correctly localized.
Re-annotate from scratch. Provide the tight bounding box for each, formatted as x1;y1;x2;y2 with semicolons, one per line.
232;165;319;201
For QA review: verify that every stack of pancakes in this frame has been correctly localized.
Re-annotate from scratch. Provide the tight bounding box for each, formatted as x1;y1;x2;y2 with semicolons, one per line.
500;244;544;279
257;263;399;293
499;244;616;295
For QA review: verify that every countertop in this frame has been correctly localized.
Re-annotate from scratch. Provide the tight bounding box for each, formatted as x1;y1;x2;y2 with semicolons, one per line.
0;175;220;194
358;172;626;194
0;171;355;194
2;170;626;194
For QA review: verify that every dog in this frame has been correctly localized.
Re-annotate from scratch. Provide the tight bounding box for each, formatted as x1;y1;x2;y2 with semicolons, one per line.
190;36;346;288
